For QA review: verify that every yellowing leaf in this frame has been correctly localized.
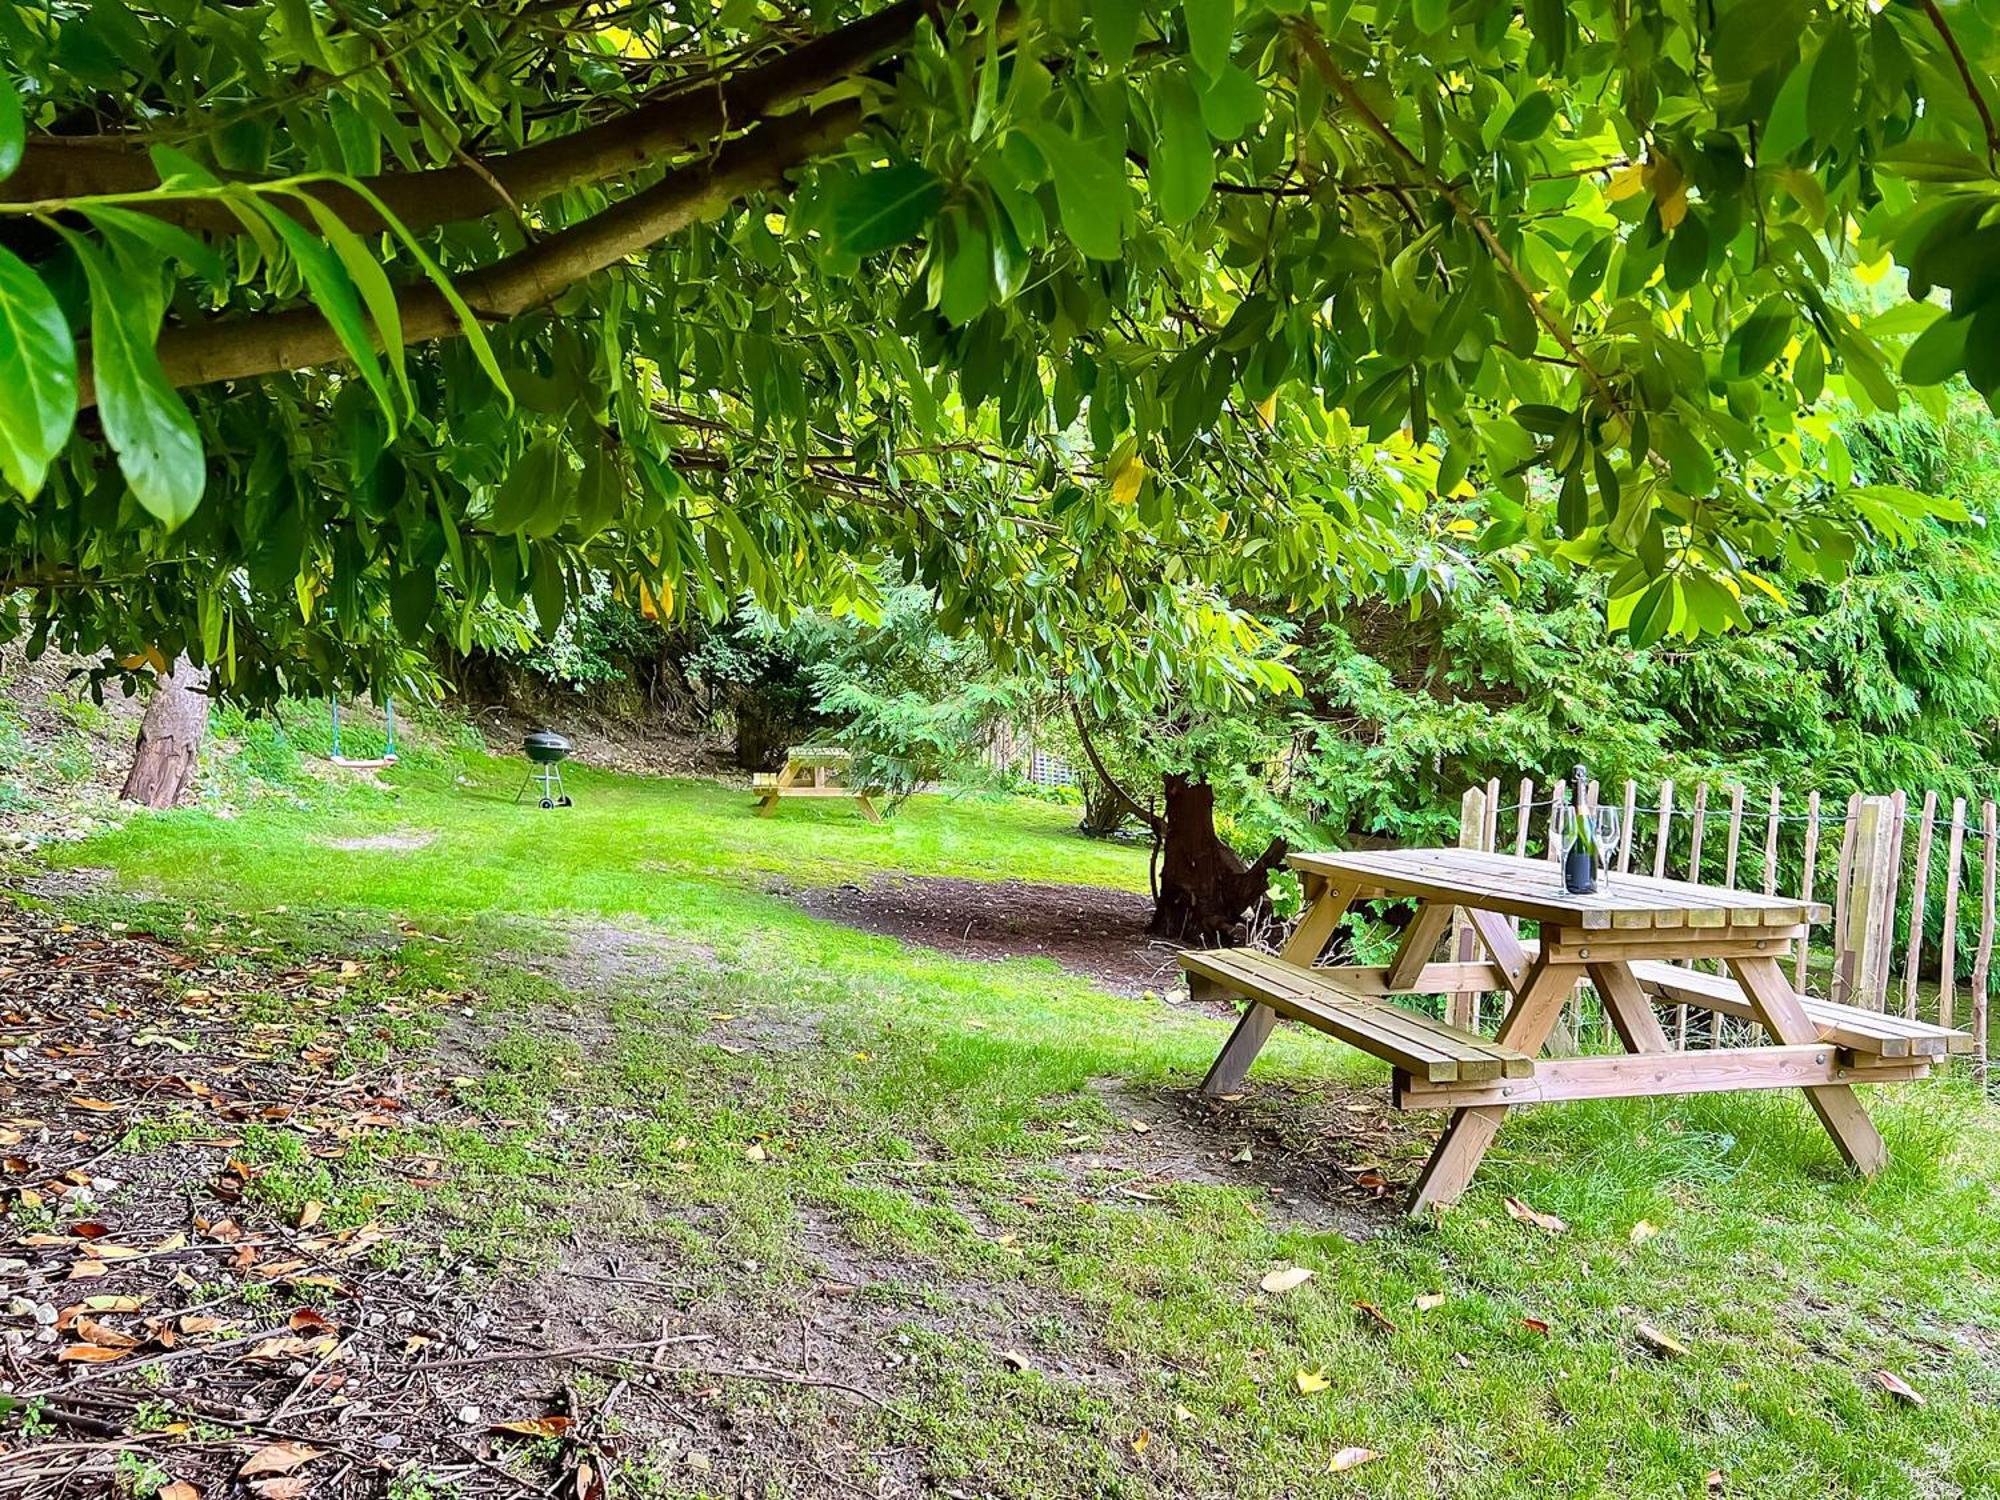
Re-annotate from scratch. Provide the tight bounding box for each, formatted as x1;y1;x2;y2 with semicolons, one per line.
1260;1266;1314;1295
1110;451;1146;505
1294;1367;1331;1394
1604;162;1646;201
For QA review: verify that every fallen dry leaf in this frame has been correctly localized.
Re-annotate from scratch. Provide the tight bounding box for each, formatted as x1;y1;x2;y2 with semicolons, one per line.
1414;1293;1447;1312
999;1349;1033;1372
1628;1219;1659;1245
159;1484;201;1500
1260;1266;1314;1295
743;1143;767;1162
1131;1428;1150;1454
296;1200;323;1230
1352;1301;1397;1334
1294;1367;1331;1394
288;1308;335;1334
249;1479;310;1500
492;1416;576;1439
1329;1446;1379;1474
1521;1316;1551;1336
240;1441;323;1478
57;1344;129;1363
1873;1370;1925;1406
1126;1117;1151;1134
1503;1196;1569;1234
1635;1323;1690;1359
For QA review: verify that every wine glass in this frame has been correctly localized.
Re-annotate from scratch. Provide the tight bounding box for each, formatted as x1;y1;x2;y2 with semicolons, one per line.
1592;805;1624;886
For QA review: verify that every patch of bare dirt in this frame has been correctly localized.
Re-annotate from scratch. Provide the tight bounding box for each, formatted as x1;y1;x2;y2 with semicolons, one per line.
463;702;730;780
505;918;715;997
799;876;1185;997
1059;1078;1434;1238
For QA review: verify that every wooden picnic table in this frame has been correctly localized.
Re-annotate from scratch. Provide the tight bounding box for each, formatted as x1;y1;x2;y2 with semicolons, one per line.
1182;847;1970;1218
751;745;883;822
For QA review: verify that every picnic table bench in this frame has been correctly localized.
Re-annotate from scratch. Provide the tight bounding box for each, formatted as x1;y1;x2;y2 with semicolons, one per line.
1182;846;1972;1217
751;746;883;822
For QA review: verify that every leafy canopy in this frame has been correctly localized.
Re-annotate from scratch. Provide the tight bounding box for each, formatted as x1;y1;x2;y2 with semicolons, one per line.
0;0;1992;706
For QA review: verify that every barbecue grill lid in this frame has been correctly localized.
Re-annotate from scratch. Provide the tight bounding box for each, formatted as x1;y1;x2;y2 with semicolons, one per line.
523;728;572;757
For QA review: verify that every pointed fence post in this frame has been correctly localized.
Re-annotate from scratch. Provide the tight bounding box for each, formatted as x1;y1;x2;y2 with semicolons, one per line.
1837;797;1896;1012
1450;785;1488;1029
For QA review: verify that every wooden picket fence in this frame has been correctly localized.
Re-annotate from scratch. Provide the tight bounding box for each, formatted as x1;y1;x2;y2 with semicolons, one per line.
1456;776;1995;1075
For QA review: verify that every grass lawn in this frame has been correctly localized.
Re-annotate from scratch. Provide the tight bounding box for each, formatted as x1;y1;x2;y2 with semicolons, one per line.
19;746;2000;1498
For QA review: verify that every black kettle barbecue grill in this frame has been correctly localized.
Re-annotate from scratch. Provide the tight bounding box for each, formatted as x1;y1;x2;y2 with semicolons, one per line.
514;728;575;808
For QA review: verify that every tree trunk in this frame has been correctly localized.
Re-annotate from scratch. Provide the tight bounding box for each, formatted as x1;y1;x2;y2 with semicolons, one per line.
120;656;210;809
1149;773;1288;945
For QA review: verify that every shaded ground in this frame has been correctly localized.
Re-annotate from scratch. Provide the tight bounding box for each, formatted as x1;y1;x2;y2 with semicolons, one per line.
798;876;1183;997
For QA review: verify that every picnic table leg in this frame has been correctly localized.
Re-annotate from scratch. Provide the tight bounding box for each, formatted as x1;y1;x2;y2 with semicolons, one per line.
1199;877;1359;1096
1728;955;1888;1175
855;793;883;823
1407;955;1582;1217
1587;961;1674;1054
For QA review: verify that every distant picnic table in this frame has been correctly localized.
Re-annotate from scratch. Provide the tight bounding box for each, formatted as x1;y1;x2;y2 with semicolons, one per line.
751;746;883;823
1182;846;1971;1218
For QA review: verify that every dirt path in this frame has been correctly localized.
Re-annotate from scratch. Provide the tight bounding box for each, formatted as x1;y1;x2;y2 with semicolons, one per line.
798;875;1188;997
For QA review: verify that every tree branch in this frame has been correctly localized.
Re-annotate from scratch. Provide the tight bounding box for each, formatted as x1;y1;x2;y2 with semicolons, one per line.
81;105;863;403
1289;19;1624;419
1067;698;1163;834
5;0;983;239
1917;0;2000;166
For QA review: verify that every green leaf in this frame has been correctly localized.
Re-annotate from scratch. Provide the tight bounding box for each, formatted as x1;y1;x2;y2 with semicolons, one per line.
1183;0;1234;78
1195;61;1264;140
1501;89;1556;142
490;436;568;535
148;144;221;190
289;189;411;414
1901;311;1970;386
1149;71;1214;225
79;203;226;286
1627;576;1675;646
1023;124;1126;260
250;197;398;430
936;208;991;326
390;568;434;638
1711;0;1806;82
1758;56;1812;162
828;164;945;258
1097;0;1142;66
0;246;77;497
1654;415;1718;495
1806;23;1859;146
63;231;205;528
0;72;22;183
1412;0;1450;35
1720;298;1793;380
331;174;511;408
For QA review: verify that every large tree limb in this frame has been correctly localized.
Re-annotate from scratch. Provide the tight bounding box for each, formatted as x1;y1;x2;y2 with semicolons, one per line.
7;0;965;239
82;104;863;404
1067;698;1164;834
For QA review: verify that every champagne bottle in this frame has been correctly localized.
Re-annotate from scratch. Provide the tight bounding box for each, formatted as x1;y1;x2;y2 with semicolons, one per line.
1563;764;1597;894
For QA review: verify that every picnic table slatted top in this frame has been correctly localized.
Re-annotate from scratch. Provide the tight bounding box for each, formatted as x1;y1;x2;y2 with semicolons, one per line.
1290;847;1831;930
